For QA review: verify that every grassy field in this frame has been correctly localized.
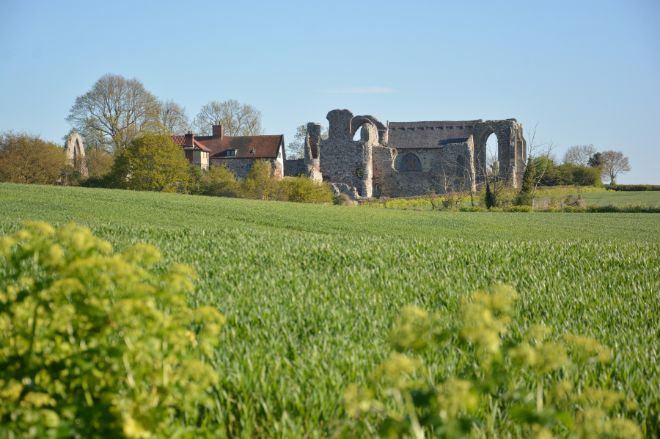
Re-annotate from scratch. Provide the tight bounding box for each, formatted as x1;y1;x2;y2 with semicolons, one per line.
1;183;658;437
361;188;660;211
580;190;660;207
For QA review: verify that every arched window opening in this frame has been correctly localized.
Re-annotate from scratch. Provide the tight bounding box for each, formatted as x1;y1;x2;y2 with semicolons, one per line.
397;153;422;172
485;133;499;177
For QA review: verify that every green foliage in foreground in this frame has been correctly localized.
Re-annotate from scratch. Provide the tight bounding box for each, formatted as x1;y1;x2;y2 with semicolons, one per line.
343;286;641;438
0;222;224;438
0;184;658;437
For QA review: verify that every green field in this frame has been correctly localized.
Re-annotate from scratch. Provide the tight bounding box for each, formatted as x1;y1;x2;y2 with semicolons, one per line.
1;183;659;437
580;191;660;207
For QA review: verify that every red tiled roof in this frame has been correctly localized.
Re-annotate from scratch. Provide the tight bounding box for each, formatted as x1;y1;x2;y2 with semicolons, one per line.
172;133;283;159
171;135;211;152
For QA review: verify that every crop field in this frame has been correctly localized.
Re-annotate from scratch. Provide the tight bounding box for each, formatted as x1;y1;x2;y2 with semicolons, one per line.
580;191;660;207
1;183;659;437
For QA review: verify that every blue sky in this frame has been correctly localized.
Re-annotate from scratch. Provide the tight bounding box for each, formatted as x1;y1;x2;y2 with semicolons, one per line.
1;0;658;183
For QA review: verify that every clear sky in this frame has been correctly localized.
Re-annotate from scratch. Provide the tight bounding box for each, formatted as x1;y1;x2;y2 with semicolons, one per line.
1;0;658;183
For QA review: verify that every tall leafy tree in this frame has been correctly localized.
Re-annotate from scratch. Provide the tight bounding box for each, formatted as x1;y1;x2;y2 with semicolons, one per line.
563;144;597;166
159;100;190;134
67;74;161;151
110;133;190;192
193;100;262;136
0;133;66;184
599;150;631;185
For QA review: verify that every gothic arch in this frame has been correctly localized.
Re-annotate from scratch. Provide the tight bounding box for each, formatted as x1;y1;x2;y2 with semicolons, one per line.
64;131;88;177
396;152;422;172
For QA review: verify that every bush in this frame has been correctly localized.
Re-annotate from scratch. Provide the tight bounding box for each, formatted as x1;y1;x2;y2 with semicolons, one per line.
485;182;497;209
202;165;240;197
241;160;278;200
342;285;641;438
85;147;114;179
276;177;333;203
110;133;190;192
0;222;224;438
0;133;67;185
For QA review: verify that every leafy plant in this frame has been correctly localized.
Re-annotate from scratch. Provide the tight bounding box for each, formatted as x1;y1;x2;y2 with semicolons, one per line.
343;285;641;438
0;222;224;438
110;133;190;192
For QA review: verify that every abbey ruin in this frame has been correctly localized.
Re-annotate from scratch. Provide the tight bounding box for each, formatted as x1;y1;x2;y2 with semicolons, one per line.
291;109;526;198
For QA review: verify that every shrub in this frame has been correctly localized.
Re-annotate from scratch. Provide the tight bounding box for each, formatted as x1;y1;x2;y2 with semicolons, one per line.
485;182;497;209
202;165;240;197
0;222;224;438
241;160;278;200
334;193;356;206
441;192;462;210
85;147;114;179
276;177;333;203
110;133;190;192
516;157;536;205
342;285;641;438
0;133;67;185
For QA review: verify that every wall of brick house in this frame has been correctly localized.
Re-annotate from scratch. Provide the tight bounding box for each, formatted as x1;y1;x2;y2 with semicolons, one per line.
210;158;280;179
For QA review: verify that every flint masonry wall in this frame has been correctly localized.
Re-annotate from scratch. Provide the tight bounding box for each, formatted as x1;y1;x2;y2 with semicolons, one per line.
304;109;525;198
210;158;282;179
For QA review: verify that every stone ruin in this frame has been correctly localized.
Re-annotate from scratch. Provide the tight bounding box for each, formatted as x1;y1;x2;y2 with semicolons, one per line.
64;131;88;177
296;109;526;199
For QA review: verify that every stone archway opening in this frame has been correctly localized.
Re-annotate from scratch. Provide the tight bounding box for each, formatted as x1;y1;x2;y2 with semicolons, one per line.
485;132;500;177
352;126;365;141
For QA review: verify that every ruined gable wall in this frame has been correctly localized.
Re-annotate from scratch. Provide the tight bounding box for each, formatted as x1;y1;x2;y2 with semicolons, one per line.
372;137;475;197
388;121;481;149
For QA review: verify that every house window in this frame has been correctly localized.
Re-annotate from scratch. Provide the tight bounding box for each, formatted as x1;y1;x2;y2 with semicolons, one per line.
225;149;237;157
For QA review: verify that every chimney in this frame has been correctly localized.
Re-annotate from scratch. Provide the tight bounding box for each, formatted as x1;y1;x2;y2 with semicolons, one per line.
212;124;224;138
184;131;194;147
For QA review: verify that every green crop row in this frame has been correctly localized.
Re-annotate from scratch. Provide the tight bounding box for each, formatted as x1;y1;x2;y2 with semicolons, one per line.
0;183;658;437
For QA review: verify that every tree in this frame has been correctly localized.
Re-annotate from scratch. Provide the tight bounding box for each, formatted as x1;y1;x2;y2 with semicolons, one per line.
110;133;190;192
516;156;537;205
0;133;66;184
202;165;240;197
193;100;262;136
241;160;276;200
485;181;496;209
85;146;114;178
159;100;190;134
67;74;161;151
286;125;307;159
286;124;329;160
599;150;630;185
588;152;603;168
563;144;597;166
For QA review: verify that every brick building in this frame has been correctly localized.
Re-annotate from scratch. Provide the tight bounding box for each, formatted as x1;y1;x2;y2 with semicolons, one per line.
172;124;285;178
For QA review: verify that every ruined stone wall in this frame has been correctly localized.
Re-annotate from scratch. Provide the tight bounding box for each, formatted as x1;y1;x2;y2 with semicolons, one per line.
390;119;525;188
284;159;305;176
372;139;475;197
388;121;480;148
303;109;525;199
318;110;376;197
